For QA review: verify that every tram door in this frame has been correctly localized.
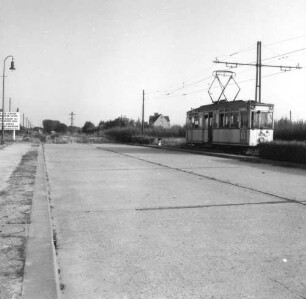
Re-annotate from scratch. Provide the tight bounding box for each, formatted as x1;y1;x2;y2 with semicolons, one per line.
208;112;213;143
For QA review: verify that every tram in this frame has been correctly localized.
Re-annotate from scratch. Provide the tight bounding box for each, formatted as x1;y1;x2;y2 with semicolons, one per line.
186;99;274;147
186;70;274;147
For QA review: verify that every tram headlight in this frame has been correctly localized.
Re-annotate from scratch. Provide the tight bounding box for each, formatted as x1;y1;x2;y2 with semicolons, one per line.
258;137;265;143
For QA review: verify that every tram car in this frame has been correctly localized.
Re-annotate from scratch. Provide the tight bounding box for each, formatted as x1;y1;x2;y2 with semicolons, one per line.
186;100;274;147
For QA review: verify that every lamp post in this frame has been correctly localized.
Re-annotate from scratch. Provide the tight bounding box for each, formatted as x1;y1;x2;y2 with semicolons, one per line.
1;55;15;144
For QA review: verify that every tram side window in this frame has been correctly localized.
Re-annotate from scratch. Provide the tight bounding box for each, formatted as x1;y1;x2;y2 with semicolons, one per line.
224;111;231;128
190;116;195;129
186;116;192;129
199;116;203;128
240;111;248;128
231;111;239;128
194;116;199;129
204;114;208;129
219;112;225;128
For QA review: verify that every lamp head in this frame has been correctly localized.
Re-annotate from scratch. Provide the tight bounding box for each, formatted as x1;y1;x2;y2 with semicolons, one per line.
9;59;15;71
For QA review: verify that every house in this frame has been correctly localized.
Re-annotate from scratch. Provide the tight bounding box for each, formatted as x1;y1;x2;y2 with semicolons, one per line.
149;113;170;128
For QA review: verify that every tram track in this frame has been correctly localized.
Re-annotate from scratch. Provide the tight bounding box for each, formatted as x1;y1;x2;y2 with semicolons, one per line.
98;146;306;208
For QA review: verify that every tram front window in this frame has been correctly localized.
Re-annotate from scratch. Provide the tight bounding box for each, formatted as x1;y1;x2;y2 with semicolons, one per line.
252;111;273;129
260;112;273;129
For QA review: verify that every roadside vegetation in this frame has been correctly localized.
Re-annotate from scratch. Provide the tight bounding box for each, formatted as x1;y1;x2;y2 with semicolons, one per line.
38;116;185;145
258;140;306;164
103;125;185;144
259;118;306;164
274;117;306;141
80;116;186;145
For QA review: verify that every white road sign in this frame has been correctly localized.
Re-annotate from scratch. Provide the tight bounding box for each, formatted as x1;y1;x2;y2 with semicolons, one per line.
0;112;20;130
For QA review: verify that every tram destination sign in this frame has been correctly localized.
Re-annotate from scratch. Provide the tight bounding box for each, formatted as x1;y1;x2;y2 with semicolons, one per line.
0;112;20;130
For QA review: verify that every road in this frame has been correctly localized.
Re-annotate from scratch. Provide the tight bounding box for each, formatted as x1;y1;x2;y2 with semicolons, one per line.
43;143;306;299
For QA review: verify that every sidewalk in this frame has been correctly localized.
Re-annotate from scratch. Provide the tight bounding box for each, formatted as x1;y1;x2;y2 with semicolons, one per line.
0;143;33;190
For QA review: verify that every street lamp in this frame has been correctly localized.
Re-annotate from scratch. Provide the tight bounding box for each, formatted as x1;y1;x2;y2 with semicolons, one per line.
1;56;16;144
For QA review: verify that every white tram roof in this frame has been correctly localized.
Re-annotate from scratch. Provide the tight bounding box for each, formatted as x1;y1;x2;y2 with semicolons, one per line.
187;100;274;114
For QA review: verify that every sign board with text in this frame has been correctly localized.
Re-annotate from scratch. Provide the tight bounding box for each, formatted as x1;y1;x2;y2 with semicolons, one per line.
0;112;20;130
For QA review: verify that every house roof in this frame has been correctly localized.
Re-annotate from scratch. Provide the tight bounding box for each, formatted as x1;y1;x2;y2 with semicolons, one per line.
149;113;170;125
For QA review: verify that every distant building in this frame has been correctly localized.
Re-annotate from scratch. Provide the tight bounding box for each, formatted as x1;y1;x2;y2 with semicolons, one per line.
149;113;170;128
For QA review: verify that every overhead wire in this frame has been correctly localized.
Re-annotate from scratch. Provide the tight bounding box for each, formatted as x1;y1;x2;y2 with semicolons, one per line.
264;34;306;47
147;35;305;101
261;47;306;64
147;42;259;97
157;67;302;98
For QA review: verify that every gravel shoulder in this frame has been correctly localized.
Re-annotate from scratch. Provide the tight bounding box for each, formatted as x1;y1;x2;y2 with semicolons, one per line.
0;144;39;299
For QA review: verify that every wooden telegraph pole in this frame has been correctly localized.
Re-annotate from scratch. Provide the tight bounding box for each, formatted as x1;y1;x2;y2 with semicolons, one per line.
142;90;145;135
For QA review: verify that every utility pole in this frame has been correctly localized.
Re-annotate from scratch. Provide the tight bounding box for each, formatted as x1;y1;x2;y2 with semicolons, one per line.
213;41;302;103
69;112;76;126
23;113;25;128
142;90;145;135
9;97;11;112
255;41;262;103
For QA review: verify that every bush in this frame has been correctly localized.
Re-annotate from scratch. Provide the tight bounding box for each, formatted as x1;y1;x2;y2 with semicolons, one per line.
104;125;186;144
104;127;141;143
274;118;306;141
144;125;185;138
258;141;306;164
131;135;155;144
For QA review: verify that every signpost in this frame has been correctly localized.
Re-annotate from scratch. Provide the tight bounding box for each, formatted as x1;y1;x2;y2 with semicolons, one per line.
0;112;20;130
0;112;20;141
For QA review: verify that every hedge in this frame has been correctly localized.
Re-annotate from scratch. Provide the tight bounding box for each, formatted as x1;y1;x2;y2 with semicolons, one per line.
258;141;306;164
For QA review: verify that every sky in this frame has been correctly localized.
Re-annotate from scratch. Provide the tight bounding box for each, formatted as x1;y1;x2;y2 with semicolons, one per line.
1;0;305;127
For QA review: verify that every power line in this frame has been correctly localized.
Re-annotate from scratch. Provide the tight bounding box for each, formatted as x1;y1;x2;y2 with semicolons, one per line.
161;46;305;98
164;67;301;98
165;75;212;96
147;36;306;101
264;34;306;47
216;43;257;60
214;41;302;103
261;47;306;63
145;66;214;97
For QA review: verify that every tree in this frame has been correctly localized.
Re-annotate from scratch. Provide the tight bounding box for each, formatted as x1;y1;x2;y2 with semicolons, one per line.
42;120;61;133
54;123;68;133
68;126;81;134
82;121;95;134
101;116;135;130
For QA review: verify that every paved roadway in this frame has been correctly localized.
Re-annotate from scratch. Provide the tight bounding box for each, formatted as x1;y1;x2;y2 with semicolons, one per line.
43;143;306;299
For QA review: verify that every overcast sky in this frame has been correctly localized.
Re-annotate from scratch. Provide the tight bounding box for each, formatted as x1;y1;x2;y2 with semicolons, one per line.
1;0;305;127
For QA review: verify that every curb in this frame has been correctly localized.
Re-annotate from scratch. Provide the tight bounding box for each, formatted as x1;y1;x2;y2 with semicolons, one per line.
22;145;60;299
